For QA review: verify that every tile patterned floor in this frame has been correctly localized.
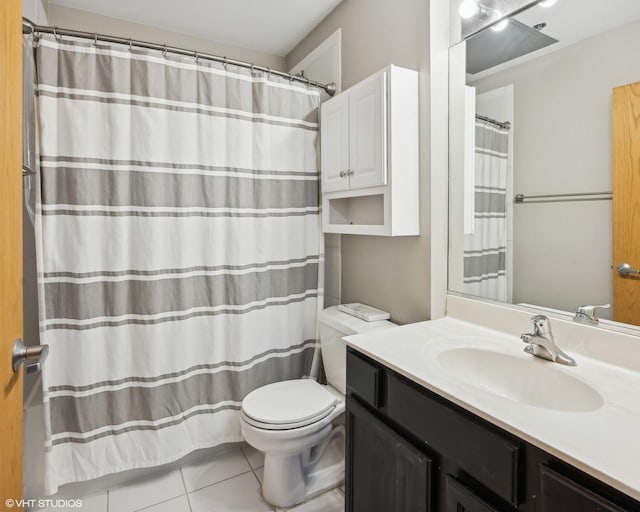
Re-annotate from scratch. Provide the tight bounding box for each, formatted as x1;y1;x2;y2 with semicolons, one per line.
32;444;344;512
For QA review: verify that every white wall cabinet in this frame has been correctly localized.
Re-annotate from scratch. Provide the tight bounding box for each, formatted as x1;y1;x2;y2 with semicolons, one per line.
321;72;387;193
320;65;418;236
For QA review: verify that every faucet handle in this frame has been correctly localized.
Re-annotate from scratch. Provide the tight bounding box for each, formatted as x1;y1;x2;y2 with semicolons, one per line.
530;315;552;337
573;304;610;325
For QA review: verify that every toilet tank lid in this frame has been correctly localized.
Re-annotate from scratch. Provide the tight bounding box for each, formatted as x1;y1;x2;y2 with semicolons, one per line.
319;305;396;335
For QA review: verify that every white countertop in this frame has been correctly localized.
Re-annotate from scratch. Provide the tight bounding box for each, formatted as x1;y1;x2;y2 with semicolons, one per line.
345;317;640;501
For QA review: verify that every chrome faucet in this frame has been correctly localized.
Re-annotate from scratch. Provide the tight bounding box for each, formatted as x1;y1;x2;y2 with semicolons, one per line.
520;315;576;366
573;304;610;326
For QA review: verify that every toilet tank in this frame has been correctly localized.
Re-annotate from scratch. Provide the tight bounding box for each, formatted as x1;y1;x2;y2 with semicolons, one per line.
318;305;395;395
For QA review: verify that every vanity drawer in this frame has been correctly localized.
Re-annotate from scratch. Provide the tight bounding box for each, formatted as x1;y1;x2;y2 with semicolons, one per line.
386;373;521;506
347;349;382;408
445;476;506;512
540;466;628;512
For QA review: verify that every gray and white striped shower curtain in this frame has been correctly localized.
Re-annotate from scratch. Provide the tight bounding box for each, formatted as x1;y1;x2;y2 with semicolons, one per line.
34;35;322;493
463;119;509;301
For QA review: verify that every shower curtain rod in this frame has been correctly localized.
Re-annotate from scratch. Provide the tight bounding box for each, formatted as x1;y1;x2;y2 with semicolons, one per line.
22;17;337;97
476;114;511;130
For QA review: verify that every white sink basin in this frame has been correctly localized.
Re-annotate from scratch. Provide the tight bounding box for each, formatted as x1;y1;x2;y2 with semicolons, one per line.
437;347;604;412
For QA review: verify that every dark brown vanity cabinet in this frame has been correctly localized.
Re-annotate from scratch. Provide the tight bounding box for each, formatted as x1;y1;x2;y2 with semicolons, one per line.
347;397;432;512
345;348;640;512
539;466;630;512
446;476;503;512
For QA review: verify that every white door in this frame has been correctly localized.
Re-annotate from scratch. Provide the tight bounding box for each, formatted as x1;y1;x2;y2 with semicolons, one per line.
320;93;350;193
348;71;387;190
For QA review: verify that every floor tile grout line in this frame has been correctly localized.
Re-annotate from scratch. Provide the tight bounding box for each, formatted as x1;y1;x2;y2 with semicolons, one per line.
185;468;257;496
240;445;263;486
130;489;188;512
179;468;194;512
240;446;274;512
251;467;261;484
240;444;265;471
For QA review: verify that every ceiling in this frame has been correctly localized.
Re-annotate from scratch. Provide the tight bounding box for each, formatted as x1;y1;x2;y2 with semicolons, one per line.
48;0;343;57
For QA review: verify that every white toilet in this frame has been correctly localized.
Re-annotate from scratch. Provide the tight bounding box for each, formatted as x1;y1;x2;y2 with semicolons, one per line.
240;305;395;508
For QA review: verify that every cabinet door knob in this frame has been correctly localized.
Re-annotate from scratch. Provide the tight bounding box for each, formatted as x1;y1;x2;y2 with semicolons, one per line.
339;170;348;178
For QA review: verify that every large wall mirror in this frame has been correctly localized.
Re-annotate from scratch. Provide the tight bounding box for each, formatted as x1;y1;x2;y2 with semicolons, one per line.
448;0;640;329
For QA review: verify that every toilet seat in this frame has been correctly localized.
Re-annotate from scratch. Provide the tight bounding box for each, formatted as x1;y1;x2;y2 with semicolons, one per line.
241;379;338;431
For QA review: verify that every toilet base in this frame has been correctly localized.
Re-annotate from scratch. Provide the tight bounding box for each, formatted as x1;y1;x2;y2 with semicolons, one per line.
260;425;345;508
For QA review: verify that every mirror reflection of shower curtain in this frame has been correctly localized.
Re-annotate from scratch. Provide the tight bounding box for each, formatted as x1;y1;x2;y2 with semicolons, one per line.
463;118;510;301
33;34;323;495
23;33;37;222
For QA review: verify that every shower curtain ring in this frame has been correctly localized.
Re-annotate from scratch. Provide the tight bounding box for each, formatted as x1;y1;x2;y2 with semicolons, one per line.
53;27;61;42
128;38;133;52
223;57;228;70
163;44;167;58
194;51;199;64
93;33;98;46
267;66;271;78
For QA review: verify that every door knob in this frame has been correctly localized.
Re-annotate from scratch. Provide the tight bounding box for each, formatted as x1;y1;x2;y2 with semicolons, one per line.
617;262;640;276
12;338;49;373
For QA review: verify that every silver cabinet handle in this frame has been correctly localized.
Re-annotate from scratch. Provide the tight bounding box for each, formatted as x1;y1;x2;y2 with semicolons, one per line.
617;263;640;276
12;338;49;373
339;170;352;178
339;170;346;178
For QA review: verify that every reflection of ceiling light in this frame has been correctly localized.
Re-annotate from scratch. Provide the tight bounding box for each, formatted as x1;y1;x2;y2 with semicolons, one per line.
459;0;484;19
491;17;509;32
539;0;558;7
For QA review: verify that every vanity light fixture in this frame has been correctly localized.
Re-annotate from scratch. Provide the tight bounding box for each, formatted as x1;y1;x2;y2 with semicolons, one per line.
491;15;509;32
459;0;489;20
539;0;558;7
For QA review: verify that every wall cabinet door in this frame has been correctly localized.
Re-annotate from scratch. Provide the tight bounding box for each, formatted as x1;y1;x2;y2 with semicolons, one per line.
320;92;350;193
348;71;387;190
320;71;387;193
346;397;432;512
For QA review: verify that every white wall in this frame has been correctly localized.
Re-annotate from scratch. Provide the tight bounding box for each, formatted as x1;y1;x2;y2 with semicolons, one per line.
23;0;48;24
47;3;286;71
288;30;343;308
469;20;640;316
286;0;438;325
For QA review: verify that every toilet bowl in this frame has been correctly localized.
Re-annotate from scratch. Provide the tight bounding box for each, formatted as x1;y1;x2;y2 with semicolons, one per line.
240;305;395;508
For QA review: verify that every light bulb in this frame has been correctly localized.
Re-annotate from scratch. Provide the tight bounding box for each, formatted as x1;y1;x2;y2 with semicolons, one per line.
459;0;480;19
491;18;509;32
539;0;558;7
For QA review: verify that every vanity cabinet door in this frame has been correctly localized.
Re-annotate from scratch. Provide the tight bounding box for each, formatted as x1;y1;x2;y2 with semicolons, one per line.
346;397;432;512
445;476;506;512
540;466;629;512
